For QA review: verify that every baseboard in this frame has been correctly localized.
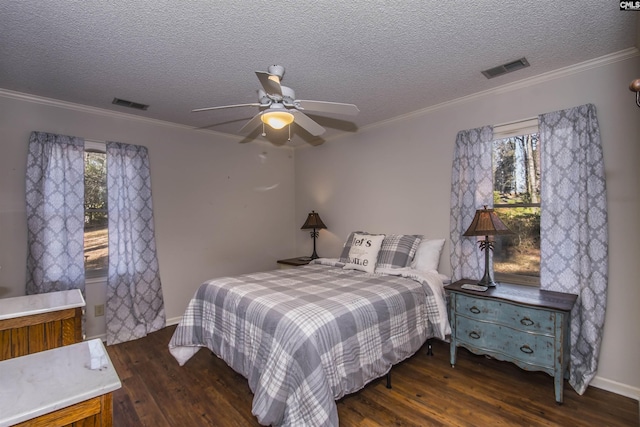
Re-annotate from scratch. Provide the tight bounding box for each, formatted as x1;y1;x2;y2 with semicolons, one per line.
86;316;182;342
590;375;640;402
166;316;182;327
87;332;107;342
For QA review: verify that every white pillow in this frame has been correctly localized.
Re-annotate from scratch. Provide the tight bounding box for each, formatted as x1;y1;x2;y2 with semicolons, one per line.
410;238;445;272
343;233;385;274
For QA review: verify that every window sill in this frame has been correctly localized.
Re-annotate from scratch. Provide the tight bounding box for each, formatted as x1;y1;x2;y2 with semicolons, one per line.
494;272;540;287
85;275;107;285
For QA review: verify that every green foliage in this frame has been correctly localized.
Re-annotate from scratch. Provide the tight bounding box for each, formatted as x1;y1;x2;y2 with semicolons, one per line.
495;207;540;249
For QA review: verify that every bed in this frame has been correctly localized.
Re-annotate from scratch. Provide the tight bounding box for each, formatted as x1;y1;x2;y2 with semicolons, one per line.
169;234;450;427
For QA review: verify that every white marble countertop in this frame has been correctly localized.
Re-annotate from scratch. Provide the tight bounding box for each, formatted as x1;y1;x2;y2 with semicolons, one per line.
0;339;121;426
0;289;85;321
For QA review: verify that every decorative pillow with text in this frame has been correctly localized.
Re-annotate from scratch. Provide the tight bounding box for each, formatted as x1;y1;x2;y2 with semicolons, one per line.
343;233;385;274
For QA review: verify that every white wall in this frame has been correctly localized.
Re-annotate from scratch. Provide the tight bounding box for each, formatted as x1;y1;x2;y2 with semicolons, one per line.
0;93;296;337
295;51;640;399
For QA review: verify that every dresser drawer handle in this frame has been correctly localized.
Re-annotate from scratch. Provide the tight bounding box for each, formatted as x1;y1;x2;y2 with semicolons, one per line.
520;345;534;354
469;306;481;314
469;331;481;339
520;317;534;326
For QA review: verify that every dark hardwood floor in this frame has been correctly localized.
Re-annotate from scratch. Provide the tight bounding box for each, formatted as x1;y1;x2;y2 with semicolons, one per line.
106;326;638;426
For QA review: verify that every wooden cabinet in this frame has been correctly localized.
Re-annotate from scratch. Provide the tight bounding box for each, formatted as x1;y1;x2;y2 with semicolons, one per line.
445;279;577;403
10;394;113;427
0;339;121;427
0;290;84;361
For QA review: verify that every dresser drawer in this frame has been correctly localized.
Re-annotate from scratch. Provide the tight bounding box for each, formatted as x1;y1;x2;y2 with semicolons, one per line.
454;293;555;335
455;316;555;368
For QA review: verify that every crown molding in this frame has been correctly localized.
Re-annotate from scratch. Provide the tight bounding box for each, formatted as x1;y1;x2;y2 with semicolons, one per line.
0;88;201;131
358;47;640;134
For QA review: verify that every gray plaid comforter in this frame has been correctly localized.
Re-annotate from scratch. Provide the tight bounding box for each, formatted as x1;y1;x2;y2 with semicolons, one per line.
168;262;447;426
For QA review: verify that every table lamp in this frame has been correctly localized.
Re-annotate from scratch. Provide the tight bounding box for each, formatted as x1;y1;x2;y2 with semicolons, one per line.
301;211;327;260
463;206;513;287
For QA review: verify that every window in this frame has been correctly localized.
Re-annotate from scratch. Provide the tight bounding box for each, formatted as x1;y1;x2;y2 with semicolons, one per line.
492;119;540;286
84;141;108;278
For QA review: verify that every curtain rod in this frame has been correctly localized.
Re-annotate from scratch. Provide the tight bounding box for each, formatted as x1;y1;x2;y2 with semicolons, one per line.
85;139;106;152
493;116;538;129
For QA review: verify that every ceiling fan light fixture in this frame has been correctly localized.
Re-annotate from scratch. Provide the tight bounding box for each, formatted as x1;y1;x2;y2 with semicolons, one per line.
193;65;358;139
261;110;294;129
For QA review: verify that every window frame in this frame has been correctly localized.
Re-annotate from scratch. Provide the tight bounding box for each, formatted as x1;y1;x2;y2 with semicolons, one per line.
491;118;541;287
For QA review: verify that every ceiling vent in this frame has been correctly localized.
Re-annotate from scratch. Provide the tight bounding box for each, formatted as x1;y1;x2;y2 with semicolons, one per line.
112;97;149;110
481;57;530;79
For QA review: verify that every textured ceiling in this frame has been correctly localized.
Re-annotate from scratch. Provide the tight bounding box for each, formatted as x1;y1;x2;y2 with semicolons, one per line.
0;1;637;145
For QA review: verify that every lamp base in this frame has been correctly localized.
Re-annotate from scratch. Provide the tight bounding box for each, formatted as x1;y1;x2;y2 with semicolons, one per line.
478;245;497;287
309;228;320;260
476;276;498;287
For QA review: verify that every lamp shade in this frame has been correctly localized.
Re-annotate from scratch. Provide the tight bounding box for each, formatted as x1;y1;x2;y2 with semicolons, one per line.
261;110;294;129
301;211;327;230
463;206;513;237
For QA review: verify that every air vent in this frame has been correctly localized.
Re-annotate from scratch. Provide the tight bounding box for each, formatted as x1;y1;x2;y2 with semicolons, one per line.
112;97;149;110
481;57;530;79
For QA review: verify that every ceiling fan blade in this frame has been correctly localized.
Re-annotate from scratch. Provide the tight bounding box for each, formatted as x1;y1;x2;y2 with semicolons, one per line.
192;103;260;112
238;112;264;134
291;110;326;136
296;100;360;116
255;71;282;96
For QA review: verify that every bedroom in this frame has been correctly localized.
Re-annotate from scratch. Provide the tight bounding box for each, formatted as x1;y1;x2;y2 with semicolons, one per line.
0;1;639;426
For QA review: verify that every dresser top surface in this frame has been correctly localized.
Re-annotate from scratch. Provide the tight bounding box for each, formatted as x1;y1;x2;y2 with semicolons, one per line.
0;289;85;321
0;339;121;427
445;279;577;312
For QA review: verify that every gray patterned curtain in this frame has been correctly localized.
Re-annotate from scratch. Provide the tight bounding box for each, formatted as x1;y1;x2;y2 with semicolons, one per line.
539;104;608;395
25;131;85;294
106;142;165;345
449;126;494;282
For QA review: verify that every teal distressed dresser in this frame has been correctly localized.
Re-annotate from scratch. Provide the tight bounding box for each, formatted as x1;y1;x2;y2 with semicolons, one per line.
445;279;577;404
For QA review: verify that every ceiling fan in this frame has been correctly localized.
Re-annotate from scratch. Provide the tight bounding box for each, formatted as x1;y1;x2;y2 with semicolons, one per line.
192;65;359;137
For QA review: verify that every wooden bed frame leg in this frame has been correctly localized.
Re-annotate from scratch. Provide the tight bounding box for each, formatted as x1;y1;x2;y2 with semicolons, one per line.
427;339;433;356
386;372;392;389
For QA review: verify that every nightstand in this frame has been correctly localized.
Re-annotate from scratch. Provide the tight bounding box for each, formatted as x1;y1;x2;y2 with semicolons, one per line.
277;257;312;269
445;279;577;404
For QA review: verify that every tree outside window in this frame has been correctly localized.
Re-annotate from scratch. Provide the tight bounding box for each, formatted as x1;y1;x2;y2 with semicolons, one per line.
84;150;108;277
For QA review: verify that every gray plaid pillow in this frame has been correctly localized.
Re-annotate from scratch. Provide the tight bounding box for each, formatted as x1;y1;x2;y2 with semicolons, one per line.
376;234;422;269
339;232;422;269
